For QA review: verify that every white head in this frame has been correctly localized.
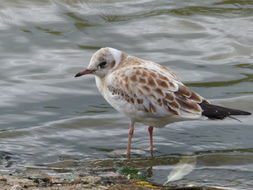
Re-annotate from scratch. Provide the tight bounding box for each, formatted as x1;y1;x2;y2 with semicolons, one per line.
75;47;122;78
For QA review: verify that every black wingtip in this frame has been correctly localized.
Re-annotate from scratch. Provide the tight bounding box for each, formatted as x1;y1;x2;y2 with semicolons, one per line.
199;101;251;120
243;111;251;115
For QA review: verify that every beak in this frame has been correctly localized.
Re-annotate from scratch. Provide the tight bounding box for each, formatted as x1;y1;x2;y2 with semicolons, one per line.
75;69;94;77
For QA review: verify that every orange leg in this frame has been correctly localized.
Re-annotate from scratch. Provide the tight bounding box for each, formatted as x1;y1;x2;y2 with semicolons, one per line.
148;126;154;157
126;121;135;159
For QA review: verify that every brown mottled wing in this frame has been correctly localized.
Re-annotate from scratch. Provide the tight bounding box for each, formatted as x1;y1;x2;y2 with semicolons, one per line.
107;64;204;118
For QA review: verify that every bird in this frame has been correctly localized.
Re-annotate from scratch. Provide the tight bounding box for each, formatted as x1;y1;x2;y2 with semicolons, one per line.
75;47;251;159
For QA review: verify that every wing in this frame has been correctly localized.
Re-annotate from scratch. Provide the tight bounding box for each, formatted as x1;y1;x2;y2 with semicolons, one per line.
106;58;204;119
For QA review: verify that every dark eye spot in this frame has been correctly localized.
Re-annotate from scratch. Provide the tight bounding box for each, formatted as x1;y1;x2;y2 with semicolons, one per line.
98;61;107;69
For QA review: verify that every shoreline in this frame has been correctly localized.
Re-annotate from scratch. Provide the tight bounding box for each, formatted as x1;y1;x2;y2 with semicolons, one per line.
0;172;236;190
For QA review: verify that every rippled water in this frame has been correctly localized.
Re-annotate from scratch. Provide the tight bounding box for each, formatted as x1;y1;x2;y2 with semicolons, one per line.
0;0;253;189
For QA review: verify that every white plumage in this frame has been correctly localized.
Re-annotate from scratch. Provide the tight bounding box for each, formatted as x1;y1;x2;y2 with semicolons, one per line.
75;47;251;158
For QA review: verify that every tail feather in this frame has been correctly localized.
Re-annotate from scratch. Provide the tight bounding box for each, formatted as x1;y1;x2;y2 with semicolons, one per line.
199;101;251;120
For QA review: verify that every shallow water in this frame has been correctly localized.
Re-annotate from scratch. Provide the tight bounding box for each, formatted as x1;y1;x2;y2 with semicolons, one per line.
0;0;253;189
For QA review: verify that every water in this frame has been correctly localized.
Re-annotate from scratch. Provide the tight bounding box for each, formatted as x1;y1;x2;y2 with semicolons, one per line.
0;0;253;189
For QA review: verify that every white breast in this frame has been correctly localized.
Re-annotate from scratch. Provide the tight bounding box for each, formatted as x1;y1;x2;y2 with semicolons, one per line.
96;76;145;119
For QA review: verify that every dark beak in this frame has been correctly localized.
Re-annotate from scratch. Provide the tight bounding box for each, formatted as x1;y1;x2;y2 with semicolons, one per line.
75;69;94;77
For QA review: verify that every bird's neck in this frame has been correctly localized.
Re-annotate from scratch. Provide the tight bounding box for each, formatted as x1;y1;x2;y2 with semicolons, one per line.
114;53;128;69
95;76;106;95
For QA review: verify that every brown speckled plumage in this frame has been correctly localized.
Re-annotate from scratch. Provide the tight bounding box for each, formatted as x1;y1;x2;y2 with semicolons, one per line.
75;47;251;158
106;55;206;118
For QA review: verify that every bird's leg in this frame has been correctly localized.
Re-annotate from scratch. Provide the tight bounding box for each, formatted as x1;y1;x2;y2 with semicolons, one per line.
126;121;135;159
148;126;154;157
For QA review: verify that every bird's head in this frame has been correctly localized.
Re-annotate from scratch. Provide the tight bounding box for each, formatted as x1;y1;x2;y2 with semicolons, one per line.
75;47;122;78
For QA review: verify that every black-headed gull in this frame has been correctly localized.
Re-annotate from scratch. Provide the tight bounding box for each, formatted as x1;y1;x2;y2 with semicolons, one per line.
75;47;251;159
